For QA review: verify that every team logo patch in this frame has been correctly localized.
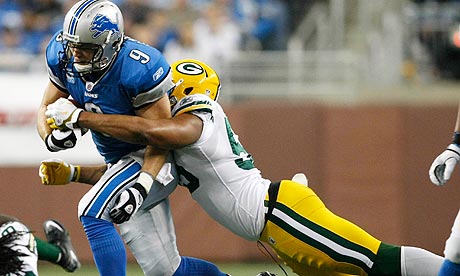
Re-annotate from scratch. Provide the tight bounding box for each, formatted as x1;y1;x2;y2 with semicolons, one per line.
176;62;203;75
90;14;119;38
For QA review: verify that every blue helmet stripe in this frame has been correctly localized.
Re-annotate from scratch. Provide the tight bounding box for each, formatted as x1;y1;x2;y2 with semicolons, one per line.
68;0;98;35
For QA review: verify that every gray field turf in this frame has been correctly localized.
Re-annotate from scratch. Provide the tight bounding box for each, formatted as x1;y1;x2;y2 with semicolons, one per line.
38;261;290;276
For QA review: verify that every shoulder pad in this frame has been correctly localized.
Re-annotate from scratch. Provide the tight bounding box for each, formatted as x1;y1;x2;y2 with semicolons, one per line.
172;94;213;117
46;31;65;68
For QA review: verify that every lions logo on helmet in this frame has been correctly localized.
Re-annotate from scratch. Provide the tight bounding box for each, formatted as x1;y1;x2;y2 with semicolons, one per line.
169;59;221;108
90;14;120;39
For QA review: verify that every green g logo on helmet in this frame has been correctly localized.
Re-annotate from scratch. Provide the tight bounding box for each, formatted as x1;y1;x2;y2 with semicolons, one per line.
169;59;221;108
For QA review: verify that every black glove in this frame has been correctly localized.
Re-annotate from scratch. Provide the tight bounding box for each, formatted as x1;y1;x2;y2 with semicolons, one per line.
45;129;80;152
110;183;147;224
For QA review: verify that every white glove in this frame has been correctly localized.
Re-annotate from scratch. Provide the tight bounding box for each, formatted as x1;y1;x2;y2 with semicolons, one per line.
45;98;83;130
110;183;147;224
45;129;84;152
110;172;153;224
429;144;460;186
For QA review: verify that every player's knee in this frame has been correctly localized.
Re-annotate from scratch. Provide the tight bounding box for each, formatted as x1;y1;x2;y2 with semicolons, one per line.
80;216;115;239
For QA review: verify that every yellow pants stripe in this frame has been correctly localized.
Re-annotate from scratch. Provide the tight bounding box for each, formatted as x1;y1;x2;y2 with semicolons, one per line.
271;206;375;269
260;180;382;276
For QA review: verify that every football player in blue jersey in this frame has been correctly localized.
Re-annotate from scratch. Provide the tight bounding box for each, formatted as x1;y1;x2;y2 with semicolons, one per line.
45;59;446;275
36;1;228;276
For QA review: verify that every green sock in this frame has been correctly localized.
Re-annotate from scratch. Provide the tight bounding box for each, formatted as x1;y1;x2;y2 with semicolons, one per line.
35;237;61;263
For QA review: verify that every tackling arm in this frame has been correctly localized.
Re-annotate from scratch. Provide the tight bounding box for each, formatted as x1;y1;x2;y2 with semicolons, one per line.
454;99;460;133
77;105;203;150
134;94;172;178
108;94;175;223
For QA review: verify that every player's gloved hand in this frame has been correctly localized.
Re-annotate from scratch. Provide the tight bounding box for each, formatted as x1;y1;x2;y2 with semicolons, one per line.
110;172;153;224
39;158;81;185
429;144;460;186
45;128;84;152
45;98;83;130
110;183;147;223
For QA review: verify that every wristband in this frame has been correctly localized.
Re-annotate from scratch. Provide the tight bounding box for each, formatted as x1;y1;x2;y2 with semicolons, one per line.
71;165;81;182
137;172;154;193
63;108;83;130
155;163;174;186
453;131;460;145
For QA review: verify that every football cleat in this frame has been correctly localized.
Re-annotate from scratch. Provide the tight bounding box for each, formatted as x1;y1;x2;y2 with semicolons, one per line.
43;219;81;272
257;272;277;276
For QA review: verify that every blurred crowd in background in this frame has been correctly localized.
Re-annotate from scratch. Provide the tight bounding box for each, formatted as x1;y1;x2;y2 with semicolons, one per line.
0;0;311;69
407;0;460;79
5;0;460;80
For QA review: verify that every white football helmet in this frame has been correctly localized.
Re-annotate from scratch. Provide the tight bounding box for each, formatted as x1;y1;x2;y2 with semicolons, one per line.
60;0;124;75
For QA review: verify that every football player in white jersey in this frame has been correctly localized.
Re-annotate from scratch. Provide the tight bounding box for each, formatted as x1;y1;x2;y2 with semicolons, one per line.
429;100;460;276
44;59;445;275
37;1;228;276
0;214;80;275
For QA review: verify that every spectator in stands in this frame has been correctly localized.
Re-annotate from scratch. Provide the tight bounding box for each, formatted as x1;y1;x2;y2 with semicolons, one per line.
135;8;181;53
162;17;196;62
194;1;241;65
21;10;53;55
120;0;154;33
163;1;241;70
0;0;21;28
231;0;289;50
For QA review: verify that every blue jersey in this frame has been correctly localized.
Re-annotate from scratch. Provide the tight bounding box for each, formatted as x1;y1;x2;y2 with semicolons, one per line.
46;31;174;163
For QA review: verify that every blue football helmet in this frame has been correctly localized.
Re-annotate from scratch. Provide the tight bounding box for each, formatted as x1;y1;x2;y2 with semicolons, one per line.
60;0;124;75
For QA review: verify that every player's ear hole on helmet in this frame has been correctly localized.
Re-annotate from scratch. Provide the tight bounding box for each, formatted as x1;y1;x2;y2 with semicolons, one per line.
184;87;193;95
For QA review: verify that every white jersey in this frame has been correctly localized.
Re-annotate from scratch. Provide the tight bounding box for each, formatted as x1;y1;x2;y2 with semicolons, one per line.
172;94;271;240
0;221;38;276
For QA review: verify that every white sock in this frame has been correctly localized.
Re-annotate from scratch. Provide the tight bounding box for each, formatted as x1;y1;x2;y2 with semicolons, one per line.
400;246;443;276
444;209;460;263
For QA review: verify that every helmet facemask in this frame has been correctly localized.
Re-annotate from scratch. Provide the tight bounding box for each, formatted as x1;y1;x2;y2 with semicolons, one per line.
63;41;102;73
